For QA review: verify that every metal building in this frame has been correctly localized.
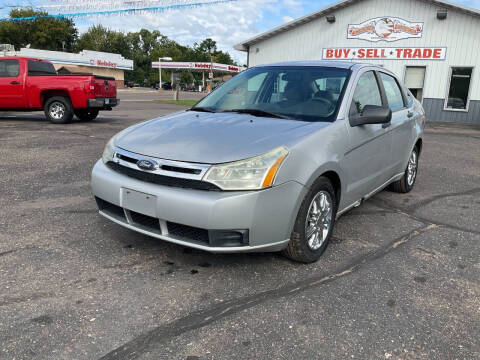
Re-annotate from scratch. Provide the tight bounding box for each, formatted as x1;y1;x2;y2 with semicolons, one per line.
234;0;480;124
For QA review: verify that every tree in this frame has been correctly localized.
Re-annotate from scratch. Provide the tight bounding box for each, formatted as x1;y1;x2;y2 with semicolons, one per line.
75;25;131;58
0;9;77;51
180;71;194;84
214;52;234;65
197;38;217;55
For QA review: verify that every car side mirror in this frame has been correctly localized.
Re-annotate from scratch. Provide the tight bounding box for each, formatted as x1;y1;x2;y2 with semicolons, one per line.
350;105;392;127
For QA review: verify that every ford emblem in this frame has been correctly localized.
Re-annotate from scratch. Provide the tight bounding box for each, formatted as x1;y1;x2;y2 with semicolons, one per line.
136;159;157;171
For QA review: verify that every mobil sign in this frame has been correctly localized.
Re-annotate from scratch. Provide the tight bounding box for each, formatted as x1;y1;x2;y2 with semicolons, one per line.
323;47;447;60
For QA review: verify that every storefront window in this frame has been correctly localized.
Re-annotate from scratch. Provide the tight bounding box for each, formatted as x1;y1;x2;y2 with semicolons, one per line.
446;67;473;110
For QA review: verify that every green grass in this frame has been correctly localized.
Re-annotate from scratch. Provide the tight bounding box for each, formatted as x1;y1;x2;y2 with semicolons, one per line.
157;99;199;107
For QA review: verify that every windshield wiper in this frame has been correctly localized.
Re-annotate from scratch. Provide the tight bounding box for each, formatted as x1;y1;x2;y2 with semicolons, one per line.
190;107;217;113
224;108;292;120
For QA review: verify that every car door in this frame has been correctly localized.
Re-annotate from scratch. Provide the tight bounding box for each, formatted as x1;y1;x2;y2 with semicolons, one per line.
0;59;25;108
343;70;392;203
377;72;413;175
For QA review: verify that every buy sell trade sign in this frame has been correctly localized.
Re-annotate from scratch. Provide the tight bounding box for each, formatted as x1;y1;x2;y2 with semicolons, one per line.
322;47;447;60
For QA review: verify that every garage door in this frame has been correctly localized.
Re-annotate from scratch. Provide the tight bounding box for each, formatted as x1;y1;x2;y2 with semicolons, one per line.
405;66;426;101
405;67;425;89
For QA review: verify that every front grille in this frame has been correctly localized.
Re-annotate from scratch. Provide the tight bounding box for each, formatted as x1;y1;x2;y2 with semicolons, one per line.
117;153;138;164
167;222;210;244
95;197;247;248
160;165;202;175
130;211;160;232
96;197;125;219
107;162;220;191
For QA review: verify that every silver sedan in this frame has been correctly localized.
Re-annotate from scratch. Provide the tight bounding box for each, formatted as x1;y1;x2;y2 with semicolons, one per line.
92;61;425;263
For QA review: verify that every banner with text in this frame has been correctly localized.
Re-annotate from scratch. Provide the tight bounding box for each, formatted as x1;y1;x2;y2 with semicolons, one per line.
323;47;447;60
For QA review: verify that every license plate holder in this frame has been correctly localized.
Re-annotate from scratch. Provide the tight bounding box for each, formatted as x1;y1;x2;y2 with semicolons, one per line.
105;98;110;105
121;188;157;217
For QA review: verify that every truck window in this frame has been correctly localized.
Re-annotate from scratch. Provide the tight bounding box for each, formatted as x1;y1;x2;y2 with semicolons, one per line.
0;59;20;77
28;61;57;76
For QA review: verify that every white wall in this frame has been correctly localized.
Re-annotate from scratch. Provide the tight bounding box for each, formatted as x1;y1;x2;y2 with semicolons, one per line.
248;0;480;100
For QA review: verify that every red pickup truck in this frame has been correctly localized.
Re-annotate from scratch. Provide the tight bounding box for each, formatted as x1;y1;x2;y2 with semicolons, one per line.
0;57;119;124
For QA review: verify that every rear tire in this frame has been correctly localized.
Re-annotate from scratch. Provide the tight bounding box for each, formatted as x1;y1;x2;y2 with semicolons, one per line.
44;96;73;124
283;177;337;263
75;109;99;122
391;146;419;193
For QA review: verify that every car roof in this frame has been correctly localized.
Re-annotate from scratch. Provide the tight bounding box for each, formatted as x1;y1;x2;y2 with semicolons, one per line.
252;61;382;71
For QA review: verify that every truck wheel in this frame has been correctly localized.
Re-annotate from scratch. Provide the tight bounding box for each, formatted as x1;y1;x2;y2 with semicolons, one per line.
75;109;99;122
44;97;73;124
391;146;419;193
283;177;337;263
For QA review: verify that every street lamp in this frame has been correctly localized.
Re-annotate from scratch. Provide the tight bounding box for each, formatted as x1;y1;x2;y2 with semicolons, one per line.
208;49;213;93
158;57;172;90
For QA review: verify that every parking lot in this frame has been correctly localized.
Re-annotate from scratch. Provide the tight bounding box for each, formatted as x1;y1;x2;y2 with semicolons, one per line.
0;88;479;360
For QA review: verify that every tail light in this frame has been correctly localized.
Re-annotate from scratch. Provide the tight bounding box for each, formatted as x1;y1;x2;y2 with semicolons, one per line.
84;80;95;94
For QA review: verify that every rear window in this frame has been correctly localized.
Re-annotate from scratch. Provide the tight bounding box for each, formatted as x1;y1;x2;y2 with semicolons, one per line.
28;61;57;76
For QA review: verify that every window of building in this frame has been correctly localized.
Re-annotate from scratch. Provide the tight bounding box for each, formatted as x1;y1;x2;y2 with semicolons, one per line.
445;67;473;111
0;59;20;77
379;72;405;111
405;66;426;102
28;61;57;76
350;71;382;115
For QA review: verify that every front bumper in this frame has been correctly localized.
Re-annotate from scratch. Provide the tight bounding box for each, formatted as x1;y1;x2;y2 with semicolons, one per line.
91;159;306;253
87;98;119;109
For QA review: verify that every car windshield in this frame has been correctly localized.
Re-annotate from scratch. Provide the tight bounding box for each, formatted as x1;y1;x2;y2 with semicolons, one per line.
193;66;350;122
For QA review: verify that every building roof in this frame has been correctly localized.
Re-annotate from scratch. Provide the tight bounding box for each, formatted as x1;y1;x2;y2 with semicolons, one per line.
234;0;480;51
1;48;134;70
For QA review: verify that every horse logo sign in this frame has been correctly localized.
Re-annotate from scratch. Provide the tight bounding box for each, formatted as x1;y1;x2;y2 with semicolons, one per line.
347;17;423;42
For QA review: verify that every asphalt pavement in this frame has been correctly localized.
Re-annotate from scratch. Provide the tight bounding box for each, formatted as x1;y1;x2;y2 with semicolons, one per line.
0;89;479;360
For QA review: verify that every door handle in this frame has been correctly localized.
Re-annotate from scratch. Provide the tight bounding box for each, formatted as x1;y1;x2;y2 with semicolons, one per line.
407;111;414;118
10;81;20;85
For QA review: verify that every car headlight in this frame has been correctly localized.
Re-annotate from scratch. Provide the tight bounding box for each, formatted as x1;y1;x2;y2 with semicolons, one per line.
102;136;116;164
203;147;289;190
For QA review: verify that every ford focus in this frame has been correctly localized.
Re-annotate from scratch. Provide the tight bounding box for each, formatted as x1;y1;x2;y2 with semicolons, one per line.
91;61;425;262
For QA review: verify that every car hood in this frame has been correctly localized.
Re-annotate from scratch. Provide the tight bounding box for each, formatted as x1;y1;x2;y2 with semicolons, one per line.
116;111;329;164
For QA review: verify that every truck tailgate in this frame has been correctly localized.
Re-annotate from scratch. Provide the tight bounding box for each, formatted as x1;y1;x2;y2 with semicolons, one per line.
93;76;117;98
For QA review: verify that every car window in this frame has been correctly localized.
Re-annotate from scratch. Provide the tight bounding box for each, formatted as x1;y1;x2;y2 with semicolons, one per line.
351;71;382;114
194;66;351;122
28;61;57;76
406;89;414;107
0;59;20;77
379;72;405;111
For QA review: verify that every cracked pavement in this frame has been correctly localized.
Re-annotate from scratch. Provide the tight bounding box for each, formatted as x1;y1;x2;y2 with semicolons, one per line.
0;90;479;360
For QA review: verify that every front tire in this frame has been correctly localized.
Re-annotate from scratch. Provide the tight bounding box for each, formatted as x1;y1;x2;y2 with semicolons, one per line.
283;177;337;263
391;146;419;193
44;97;73;124
75;109;99;122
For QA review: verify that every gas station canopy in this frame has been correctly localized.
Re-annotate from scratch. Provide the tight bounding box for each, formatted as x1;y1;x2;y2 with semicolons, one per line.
152;61;245;73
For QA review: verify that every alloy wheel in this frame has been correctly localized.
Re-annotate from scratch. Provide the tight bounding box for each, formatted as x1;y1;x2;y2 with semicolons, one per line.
407;150;418;186
49;102;65;120
305;191;333;250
